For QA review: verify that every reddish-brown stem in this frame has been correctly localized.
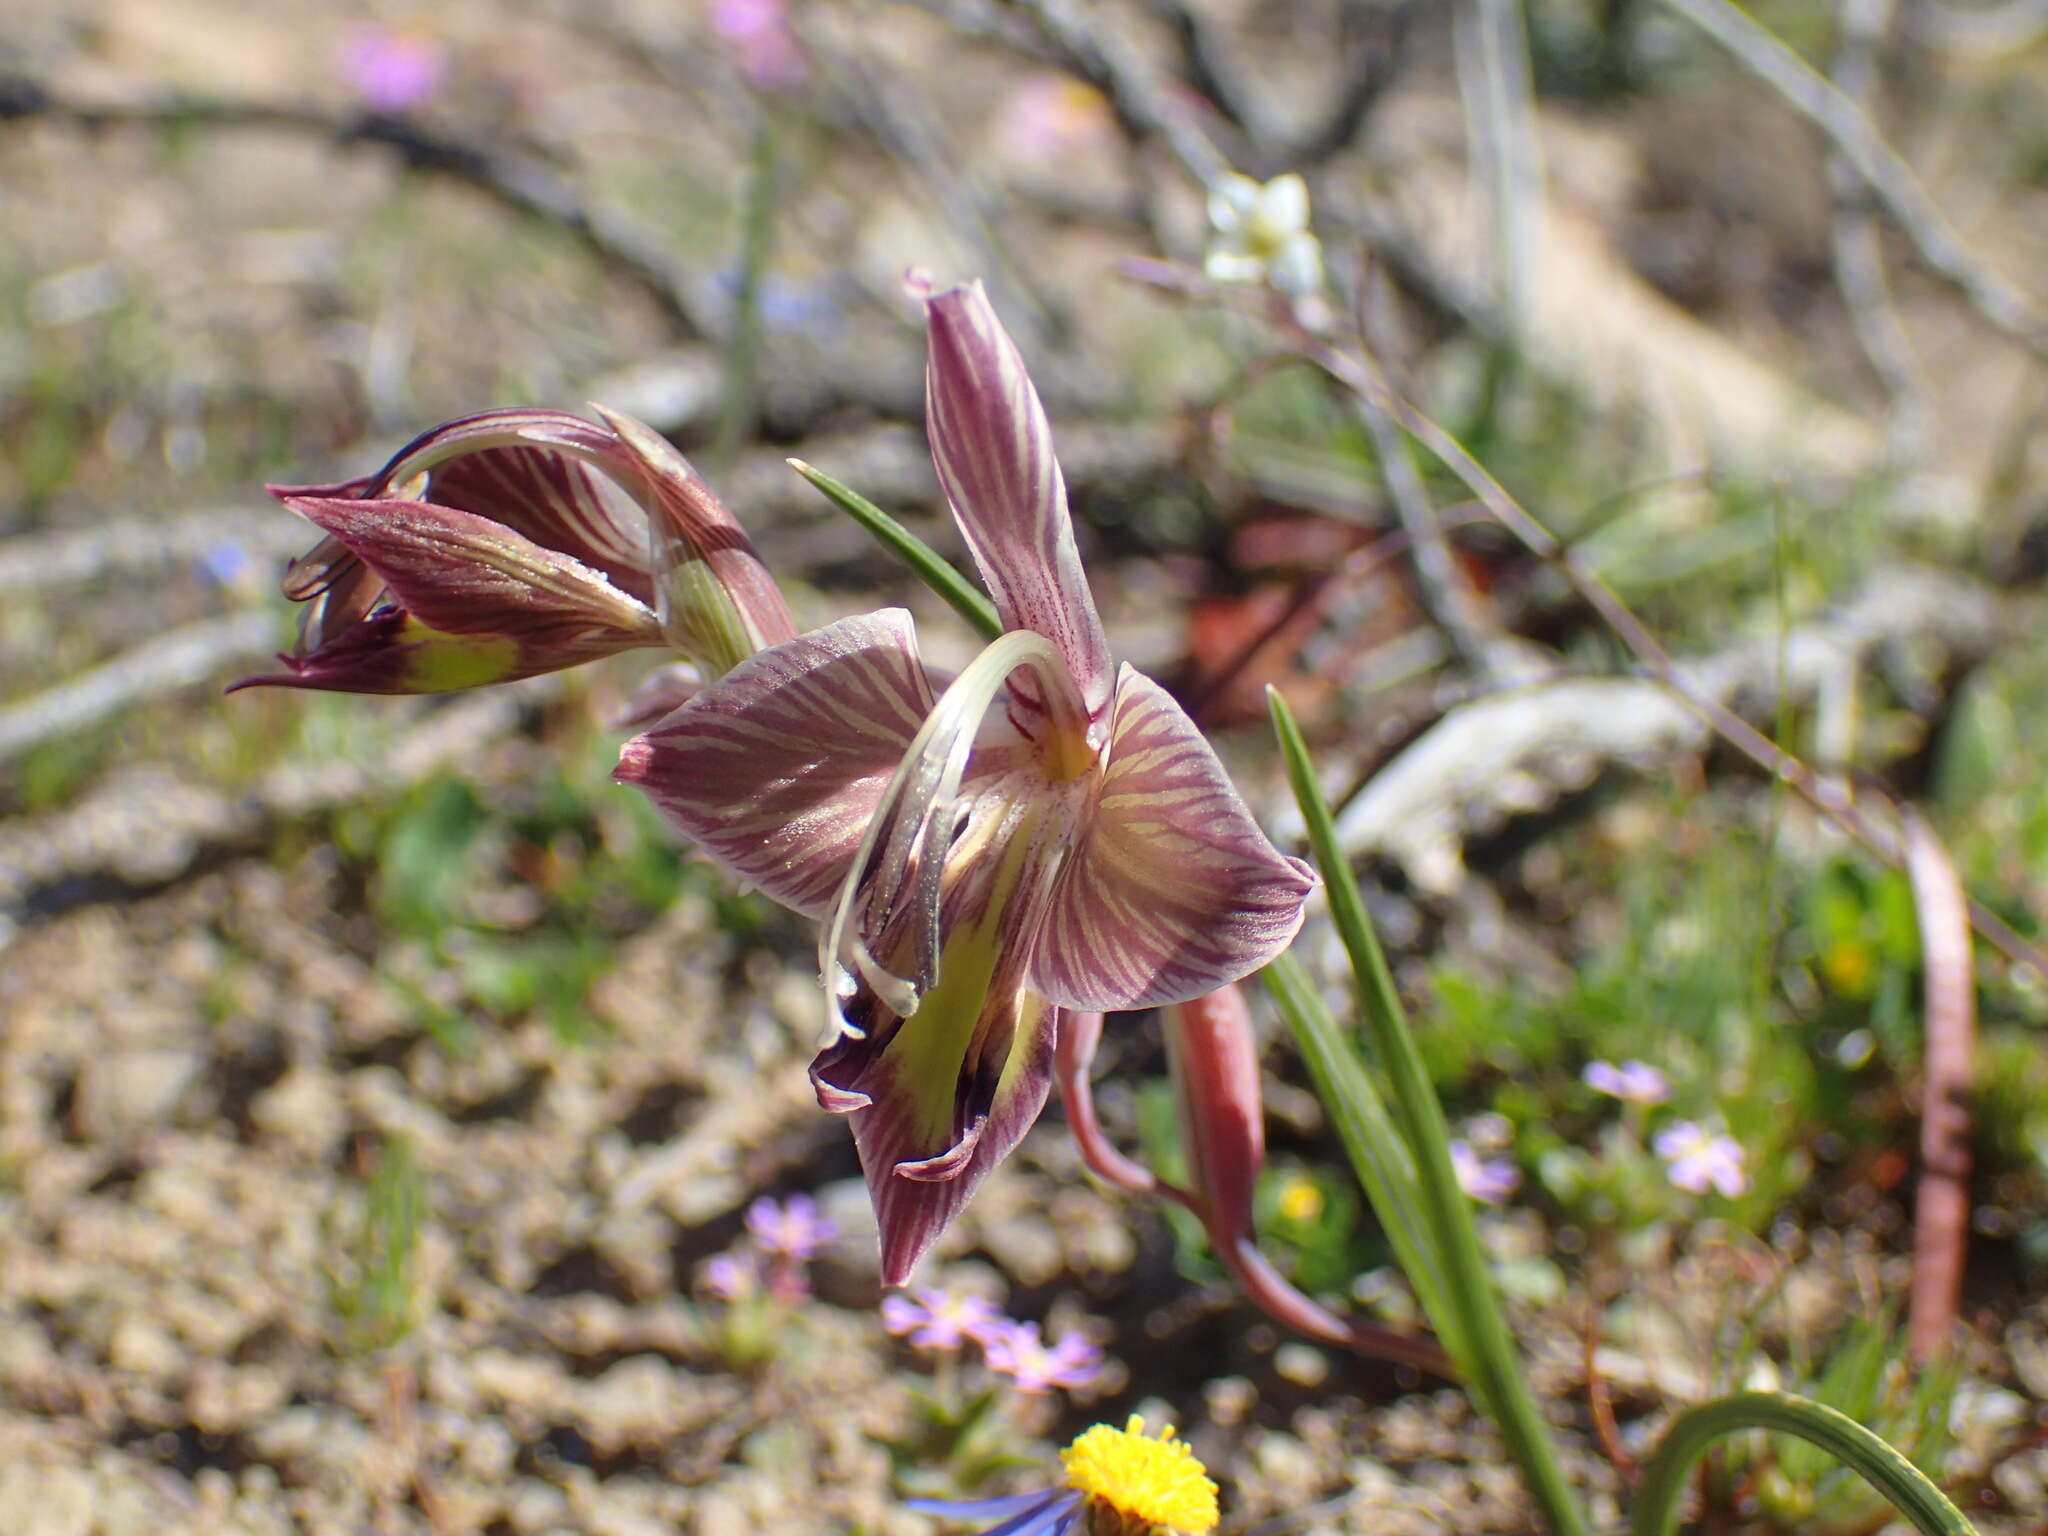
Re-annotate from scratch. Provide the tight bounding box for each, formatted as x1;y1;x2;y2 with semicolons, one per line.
1582;1279;1640;1480
1053;1009;1169;1198
1051;1001;1454;1379
1904;813;1976;1361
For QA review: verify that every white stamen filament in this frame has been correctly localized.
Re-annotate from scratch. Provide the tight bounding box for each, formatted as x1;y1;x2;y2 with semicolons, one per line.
820;628;1084;1042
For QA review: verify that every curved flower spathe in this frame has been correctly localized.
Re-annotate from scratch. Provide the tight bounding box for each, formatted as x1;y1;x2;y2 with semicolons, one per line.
616;281;1313;1284
232;406;793;694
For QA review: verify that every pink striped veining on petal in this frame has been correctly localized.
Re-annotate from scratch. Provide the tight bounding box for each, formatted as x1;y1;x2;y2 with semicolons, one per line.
614;610;935;918
1028;665;1315;1010
823;987;1057;1286
429;445;654;604
923;282;1112;717
286;496;658;655
596;406;796;652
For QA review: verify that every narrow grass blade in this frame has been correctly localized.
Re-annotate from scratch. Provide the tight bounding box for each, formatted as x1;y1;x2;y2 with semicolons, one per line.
787;459;1002;641
1268;687;1591;1536
713;115;779;463
1263;952;1469;1374
1633;1392;1980;1536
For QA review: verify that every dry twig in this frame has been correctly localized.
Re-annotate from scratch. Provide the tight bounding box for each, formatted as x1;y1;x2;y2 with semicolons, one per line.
1293;318;2048;983
1826;0;1933;464
0;76;714;340
1658;0;2048;360
1354;264;1504;674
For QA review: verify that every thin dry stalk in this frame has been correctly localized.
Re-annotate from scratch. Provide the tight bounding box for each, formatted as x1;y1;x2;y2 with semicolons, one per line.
1827;0;1933;464
1288;315;2048;987
1355;266;1502;674
1453;0;1544;334
0;78;713;339
1658;0;2048;360
1903;812;1976;1361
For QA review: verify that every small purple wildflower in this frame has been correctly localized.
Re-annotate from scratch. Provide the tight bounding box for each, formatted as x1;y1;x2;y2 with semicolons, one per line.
1653;1121;1749;1197
744;1193;836;1262
709;0;808;91
1450;1139;1520;1205
701;1251;759;1301
984;1321;1102;1395
342;28;446;114
881;1287;1005;1352
1583;1059;1672;1105
194;538;254;590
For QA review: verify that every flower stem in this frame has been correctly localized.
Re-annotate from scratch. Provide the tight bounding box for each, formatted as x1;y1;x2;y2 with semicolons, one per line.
715;112;779;463
1631;1392;1980;1536
1270;688;1592;1536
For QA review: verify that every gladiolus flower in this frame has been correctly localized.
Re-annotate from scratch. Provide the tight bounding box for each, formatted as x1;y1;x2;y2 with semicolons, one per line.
616;281;1314;1283
912;1416;1218;1536
232;407;793;694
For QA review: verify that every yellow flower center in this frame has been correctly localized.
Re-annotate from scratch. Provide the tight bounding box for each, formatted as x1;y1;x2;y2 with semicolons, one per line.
1061;1417;1219;1535
1276;1176;1324;1224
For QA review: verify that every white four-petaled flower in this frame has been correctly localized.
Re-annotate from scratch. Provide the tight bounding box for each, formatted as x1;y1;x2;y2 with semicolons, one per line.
1204;172;1325;297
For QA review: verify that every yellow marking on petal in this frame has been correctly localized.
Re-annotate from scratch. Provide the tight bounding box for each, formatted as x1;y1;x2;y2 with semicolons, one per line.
883;804;1044;1144
1062;1416;1218;1535
1041;714;1099;783
400;622;520;690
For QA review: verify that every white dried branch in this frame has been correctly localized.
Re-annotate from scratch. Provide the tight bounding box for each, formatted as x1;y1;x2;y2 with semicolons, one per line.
0;513;303;595
1660;0;2048;359
1313;565;2008;894
0;683;552;941
0;611;279;764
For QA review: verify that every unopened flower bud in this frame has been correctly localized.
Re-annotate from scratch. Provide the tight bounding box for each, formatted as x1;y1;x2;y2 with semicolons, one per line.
234;407;794;695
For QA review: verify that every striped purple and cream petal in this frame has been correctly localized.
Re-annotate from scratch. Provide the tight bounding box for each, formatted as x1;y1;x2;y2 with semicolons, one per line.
922;281;1113;722
232;495;665;694
812;971;1061;1287
427;441;655;604
287;496;660;647
347;408;659;600
279;531;389;653
1027;665;1316;1010
613;610;937;918
596;407;796;662
249;406;795;693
